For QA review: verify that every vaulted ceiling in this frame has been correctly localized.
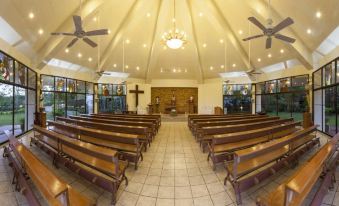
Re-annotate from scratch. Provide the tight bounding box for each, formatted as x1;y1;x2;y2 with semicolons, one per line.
0;0;338;82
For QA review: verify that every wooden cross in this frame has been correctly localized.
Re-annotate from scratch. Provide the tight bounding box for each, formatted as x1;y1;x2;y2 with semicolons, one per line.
129;84;144;107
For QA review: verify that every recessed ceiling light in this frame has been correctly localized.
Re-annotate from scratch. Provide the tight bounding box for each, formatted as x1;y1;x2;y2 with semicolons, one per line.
199;12;203;17
38;29;44;35
136;66;140;70
172;18;176;23
203;43;207;48
184;69;187;73
125;65;129;69
257;58;261;62
108;29;111;34
232;63;236;67
143;44;147;48
65;48;69;53
146;13;151;17
93;17;97;22
178;69;181;72
173;68;176;72
125;39;130;44
238;30;243;35
28;12;34;19
209;66;214;70
88;57;92;62
219;39;224;44
280;49;284;53
113;64;117;68
160;68;163;72
307;28;312;34
77;53;82;58
181;46;185;50
163;46;167;50
268;53;272;58
220;65;224;69
316;11;322;18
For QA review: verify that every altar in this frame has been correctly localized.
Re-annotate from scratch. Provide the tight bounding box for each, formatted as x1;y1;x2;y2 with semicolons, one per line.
150;87;198;114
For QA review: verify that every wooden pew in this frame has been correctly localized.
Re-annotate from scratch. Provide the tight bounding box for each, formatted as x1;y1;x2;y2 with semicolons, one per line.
31;125;128;205
199;118;294;148
70;115;157;137
224;126;320;204
47;120;144;169
93;113;161;126
56;116;153;146
192;116;280;138
257;132;339;206
189;114;267;131
207;121;301;169
3;131;93;206
81;114;160;132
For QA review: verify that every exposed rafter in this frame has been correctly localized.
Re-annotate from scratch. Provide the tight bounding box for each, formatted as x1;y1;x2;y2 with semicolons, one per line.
207;0;257;72
145;0;163;83
247;0;313;70
186;0;204;83
98;0;139;71
34;0;105;70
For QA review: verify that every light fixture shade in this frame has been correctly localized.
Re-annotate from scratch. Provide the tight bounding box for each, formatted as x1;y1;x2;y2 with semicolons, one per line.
166;38;184;49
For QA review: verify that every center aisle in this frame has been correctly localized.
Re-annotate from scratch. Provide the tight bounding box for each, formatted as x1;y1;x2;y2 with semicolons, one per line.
117;122;236;206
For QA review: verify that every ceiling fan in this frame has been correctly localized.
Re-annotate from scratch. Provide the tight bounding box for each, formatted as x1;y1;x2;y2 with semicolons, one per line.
51;15;108;48
242;0;295;49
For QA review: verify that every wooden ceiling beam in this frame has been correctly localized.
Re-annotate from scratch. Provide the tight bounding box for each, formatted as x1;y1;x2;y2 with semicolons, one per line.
98;0;139;72
145;0;164;83
186;0;205;83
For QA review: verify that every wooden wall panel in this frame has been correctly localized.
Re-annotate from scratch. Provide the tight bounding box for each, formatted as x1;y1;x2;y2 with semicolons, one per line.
151;87;198;114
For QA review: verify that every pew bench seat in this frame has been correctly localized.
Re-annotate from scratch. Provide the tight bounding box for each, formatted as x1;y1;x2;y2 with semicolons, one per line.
34;133;128;177
211;136;268;154
80;134;142;153
225;145;289;178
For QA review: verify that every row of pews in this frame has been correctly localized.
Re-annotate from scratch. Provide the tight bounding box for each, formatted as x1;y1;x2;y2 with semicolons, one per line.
188;114;339;205
3;113;161;205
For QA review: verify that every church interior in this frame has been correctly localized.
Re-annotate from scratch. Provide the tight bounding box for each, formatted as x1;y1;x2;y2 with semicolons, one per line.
0;0;339;205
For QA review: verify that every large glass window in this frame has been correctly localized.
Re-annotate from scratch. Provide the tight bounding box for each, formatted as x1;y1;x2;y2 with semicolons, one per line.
223;84;252;114
97;83;127;113
256;75;309;121
40;75;94;120
312;57;339;136
0;51;37;144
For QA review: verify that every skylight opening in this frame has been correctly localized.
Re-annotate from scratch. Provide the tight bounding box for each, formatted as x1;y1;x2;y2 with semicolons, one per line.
315;26;339;55
219;71;247;78
0;17;22;45
47;58;90;71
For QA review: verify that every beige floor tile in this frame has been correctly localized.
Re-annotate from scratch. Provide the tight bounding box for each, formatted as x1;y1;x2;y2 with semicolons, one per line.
118;191;139;206
158;186;175;198
125;182;144;195
211;192;233;206
145;176;161;186
193;195;214;206
175;186;192;199
141;185;158;198
156;198;174;206
160;176;175;186
191;185;209;198
175;198;194;206
136;196;156;206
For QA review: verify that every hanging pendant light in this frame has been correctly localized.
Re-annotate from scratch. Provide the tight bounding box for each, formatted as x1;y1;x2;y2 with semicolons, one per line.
161;0;187;49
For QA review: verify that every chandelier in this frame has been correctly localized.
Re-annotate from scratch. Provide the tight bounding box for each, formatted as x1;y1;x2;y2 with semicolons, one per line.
161;0;187;49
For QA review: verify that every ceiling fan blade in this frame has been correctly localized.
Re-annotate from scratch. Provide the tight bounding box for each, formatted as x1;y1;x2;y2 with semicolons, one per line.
242;34;264;41
83;37;97;47
274;34;296;43
51;32;74;36
272;17;294;34
73;15;83;32
67;38;79;48
85;29;109;36
248;17;267;32
266;37;272;49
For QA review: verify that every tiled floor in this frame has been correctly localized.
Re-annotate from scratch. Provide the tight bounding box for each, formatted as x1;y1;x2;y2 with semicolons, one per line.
0;122;339;206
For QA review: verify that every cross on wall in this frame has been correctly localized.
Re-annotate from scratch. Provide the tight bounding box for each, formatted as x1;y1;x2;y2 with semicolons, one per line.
129;84;144;107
